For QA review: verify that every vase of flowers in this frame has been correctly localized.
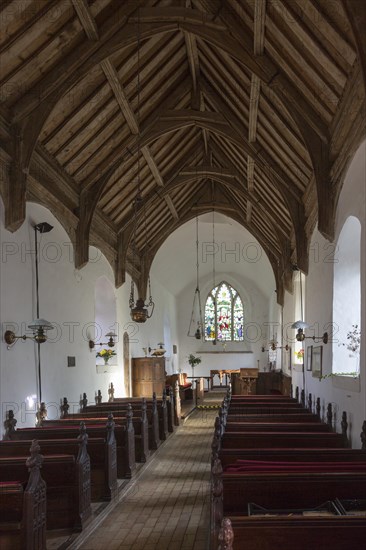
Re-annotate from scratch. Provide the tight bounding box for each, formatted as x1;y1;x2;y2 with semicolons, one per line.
294;348;304;362
96;349;116;365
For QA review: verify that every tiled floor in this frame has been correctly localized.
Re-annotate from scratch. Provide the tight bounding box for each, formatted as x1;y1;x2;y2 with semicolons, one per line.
69;391;225;550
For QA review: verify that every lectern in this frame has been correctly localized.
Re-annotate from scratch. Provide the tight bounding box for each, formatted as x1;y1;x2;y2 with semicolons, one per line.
238;369;258;395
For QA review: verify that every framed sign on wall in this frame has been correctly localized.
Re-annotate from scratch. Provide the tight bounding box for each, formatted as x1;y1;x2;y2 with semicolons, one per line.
312;346;323;379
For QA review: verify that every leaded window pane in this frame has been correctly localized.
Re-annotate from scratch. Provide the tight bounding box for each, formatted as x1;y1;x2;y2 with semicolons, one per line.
204;282;244;342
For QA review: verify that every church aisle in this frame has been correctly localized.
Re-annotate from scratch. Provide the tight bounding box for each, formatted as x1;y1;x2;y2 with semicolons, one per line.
77;401;223;550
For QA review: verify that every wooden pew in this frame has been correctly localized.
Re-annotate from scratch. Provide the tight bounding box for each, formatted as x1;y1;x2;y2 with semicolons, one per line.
218;515;366;550
9;416;135;479
227;405;307;415
114;391;175;434
218;448;366;470
228;396;297;403
86;393;169;441
84;399;160;450
0;440;46;550
0;441;91;532
226;413;321;423
44;404;149;464
211;457;366;548
0;424;117;502
224;422;331;433
220;431;347;449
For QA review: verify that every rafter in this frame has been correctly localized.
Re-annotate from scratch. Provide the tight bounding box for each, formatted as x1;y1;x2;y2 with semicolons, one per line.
247;155;254;191
254;0;266;56
248;74;261;143
72;0;99;41
164;194;179;220
100;59;139;134
246;200;253;224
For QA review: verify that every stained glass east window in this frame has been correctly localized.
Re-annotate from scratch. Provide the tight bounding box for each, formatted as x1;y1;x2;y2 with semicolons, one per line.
204;282;244;342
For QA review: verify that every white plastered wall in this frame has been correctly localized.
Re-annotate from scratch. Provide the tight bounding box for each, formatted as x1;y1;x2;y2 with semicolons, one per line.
286;141;366;448
0;201;178;433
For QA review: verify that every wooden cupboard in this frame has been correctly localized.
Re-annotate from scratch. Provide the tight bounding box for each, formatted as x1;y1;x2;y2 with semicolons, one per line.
132;357;166;397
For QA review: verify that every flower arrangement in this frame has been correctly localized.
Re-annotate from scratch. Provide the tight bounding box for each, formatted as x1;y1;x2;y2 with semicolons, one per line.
188;354;201;367
96;349;116;364
294;348;304;361
339;324;361;356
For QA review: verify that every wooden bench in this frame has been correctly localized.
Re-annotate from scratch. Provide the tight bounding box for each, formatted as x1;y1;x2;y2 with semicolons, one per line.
10;416;135;479
220;430;347;449
109;397;169;440
218;515;366;550
212;393;366;549
226;412;321;423
0;438;91;533
44;405;149;464
0;440;46;550
227;405;307;415
224;422;331;433
218;448;366;470
84;400;161;450
211;457;366;548
0;425;117;502
114;390;175;433
228;396;297;403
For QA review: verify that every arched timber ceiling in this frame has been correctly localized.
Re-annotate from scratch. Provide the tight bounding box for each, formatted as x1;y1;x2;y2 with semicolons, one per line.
0;0;365;306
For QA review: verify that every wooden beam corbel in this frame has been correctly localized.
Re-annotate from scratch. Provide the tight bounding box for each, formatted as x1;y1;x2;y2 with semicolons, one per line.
291;199;309;275
137;252;154;302
5;126;27;232
286;108;334;242
115;227;134;288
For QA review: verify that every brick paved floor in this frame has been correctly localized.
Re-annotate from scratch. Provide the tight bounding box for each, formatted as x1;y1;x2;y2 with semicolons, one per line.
75;393;225;550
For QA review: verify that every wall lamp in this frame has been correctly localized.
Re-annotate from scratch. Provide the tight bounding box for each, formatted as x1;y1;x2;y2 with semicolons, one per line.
262;343;289;352
291;321;328;344
5;319;54;348
89;332;117;350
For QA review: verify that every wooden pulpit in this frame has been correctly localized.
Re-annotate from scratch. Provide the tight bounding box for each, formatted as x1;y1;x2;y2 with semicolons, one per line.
233;368;259;395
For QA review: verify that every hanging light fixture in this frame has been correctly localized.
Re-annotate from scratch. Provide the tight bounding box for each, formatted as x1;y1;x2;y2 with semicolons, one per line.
128;9;154;324
187;217;203;340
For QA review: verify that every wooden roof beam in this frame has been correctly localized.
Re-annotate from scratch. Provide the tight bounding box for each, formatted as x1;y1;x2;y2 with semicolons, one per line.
101;58;165;198
72;0;99;41
254;0;266;56
141;147;164;187
100;59;139;134
342;0;366;90
246;200;253;224
247;155;254;191
248;74;261;143
185;30;200;96
164;194;179;220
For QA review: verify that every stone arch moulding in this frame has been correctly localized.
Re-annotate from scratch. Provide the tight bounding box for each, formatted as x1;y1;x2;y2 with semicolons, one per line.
143;209;285;307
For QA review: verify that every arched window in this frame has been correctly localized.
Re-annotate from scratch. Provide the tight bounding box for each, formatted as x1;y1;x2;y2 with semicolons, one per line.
204;282;244;342
332;216;361;375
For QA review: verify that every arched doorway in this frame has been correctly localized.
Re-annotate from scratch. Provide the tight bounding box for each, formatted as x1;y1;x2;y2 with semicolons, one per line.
123;332;130;396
